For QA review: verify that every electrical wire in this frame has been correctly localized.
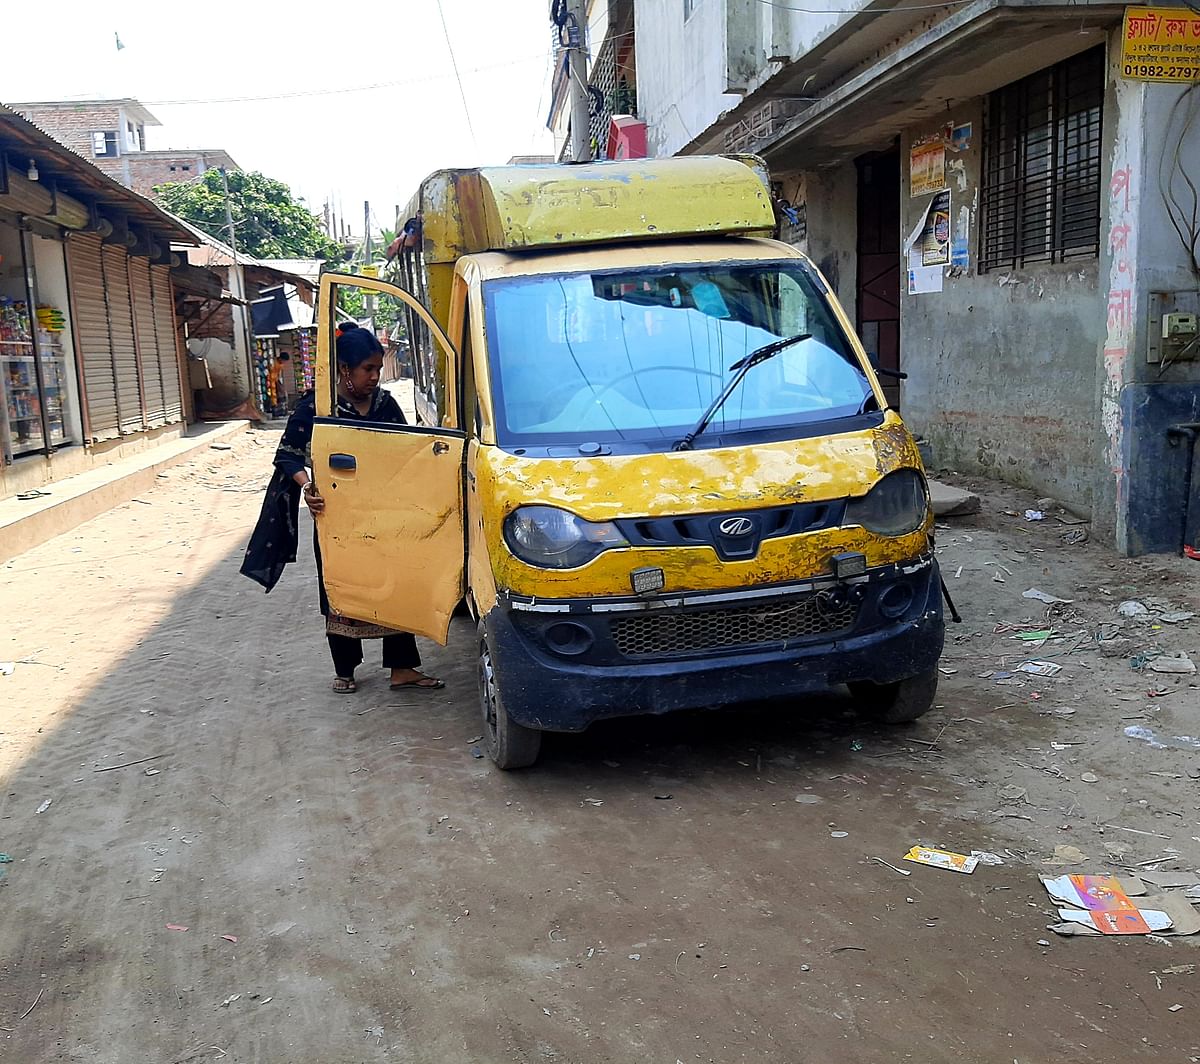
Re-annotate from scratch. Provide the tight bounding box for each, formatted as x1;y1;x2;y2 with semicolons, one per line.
143;52;550;107
434;0;480;156
1157;81;1200;278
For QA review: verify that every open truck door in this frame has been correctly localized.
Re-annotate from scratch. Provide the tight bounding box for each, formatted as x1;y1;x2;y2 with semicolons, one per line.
310;273;465;644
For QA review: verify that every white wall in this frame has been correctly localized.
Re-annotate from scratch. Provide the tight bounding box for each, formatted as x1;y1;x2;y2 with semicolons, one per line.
635;0;873;157
635;0;741;156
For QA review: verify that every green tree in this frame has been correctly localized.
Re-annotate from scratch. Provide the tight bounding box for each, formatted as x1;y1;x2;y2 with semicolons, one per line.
154;169;342;262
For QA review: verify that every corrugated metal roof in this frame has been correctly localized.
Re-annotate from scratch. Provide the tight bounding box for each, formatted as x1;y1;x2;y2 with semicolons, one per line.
0;102;193;243
171;218;315;292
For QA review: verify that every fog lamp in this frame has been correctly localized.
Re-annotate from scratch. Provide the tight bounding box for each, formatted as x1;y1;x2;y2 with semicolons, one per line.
832;552;867;579
630;566;665;595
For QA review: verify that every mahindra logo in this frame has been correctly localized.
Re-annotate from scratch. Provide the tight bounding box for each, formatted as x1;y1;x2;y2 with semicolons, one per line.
718;517;754;537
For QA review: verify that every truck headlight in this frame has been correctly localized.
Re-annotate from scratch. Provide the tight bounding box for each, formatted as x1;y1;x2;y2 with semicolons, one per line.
504;505;629;569
844;469;929;537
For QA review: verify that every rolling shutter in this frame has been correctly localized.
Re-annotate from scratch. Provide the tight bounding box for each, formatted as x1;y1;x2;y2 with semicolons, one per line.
151;265;183;422
101;244;144;434
66;233;119;442
129;257;165;426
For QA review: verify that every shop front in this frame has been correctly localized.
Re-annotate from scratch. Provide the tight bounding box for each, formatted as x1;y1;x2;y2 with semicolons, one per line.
64;230;183;443
0;104;195;499
0;212;84;464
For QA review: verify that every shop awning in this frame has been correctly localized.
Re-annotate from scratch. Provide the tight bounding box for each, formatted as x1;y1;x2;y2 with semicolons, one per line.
251;286;294;338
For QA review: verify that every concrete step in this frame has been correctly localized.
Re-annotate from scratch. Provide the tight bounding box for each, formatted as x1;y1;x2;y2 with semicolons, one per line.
0;422;248;564
928;478;981;517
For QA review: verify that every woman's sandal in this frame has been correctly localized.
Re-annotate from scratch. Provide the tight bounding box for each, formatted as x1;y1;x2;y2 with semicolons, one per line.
389;677;445;691
332;676;358;694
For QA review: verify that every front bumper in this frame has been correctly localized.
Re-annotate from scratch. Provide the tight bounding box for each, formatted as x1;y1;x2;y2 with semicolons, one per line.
484;556;945;732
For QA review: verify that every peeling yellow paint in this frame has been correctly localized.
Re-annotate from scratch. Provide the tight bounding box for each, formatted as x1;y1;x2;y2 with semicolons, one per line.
471;411;930;600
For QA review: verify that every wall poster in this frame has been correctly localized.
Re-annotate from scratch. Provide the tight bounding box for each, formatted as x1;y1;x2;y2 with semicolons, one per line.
920;190;952;266
909;139;946;197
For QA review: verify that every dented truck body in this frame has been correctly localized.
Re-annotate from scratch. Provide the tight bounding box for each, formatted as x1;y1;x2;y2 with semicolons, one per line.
311;155;943;767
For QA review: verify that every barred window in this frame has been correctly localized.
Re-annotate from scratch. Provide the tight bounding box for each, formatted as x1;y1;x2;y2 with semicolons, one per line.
980;47;1105;272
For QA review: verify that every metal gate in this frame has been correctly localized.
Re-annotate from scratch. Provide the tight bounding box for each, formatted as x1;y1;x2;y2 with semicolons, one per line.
65;233;119;442
150;265;183;422
101;244;144;435
856;148;902;410
129;257;165;426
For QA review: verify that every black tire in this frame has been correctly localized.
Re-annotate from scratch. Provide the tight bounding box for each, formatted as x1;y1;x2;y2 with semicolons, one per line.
849;666;939;724
478;622;541;770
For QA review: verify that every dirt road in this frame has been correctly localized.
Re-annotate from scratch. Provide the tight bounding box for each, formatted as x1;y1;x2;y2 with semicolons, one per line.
1;428;1198;1063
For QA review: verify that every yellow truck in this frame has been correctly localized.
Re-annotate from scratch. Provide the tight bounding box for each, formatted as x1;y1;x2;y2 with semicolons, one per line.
310;155;944;768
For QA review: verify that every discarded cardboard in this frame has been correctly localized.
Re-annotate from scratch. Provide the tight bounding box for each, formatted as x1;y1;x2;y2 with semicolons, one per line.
903;846;979;873
1043;874;1200;937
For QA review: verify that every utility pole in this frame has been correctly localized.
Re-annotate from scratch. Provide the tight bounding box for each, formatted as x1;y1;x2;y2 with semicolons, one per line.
219;167;237;253
566;0;591;162
363;199;375;335
218;167;256;415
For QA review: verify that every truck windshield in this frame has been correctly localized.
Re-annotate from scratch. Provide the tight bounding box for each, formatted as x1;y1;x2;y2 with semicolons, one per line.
482;263;874;451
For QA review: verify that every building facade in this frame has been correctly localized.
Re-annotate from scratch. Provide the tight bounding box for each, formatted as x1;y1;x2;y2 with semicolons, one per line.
10;99;240;198
634;0;1200;556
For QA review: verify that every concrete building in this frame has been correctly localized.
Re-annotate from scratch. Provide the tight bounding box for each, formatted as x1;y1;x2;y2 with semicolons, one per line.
634;0;1200;556
10;99;240;198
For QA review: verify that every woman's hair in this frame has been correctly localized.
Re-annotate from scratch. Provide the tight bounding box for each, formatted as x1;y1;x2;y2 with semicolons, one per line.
336;325;384;369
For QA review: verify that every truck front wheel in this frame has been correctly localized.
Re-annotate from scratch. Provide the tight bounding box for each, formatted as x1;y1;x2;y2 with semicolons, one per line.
478;623;541;769
849;666;939;725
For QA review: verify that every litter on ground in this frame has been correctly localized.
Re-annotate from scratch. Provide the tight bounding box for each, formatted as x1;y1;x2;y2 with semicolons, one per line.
903;846;980;874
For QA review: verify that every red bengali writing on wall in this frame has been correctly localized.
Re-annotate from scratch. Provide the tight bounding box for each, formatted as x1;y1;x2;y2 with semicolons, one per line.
1102;162;1136;484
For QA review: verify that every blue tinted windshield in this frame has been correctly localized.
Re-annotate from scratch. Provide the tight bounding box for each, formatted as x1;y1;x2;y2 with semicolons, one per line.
483;263;873;450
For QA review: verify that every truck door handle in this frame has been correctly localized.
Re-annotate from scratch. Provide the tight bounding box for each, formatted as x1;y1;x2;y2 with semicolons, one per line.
432;441;450;455
329;453;357;471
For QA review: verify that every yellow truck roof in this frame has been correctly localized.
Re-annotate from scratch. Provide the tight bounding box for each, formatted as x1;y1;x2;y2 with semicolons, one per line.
464;236;807;282
411;155;776;264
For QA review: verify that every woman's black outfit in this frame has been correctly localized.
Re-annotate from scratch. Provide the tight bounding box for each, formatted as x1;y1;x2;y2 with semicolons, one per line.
243;387;421;676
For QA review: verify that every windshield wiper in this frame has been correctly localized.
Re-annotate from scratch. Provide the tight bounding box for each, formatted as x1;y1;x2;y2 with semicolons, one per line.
674;332;810;451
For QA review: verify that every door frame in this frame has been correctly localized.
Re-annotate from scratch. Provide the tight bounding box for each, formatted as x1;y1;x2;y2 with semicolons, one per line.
316;272;460;425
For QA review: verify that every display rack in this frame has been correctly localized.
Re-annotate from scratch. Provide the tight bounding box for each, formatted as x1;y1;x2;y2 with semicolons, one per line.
0;298;70;462
253;336;278;413
294;327;315;392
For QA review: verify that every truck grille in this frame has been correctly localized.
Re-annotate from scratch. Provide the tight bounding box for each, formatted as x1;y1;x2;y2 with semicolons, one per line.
610;596;858;658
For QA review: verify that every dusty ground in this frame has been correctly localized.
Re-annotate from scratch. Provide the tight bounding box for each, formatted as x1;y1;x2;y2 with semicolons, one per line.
1;427;1199;1064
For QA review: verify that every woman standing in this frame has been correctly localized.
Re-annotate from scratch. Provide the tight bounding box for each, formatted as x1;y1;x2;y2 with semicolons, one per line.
249;324;443;695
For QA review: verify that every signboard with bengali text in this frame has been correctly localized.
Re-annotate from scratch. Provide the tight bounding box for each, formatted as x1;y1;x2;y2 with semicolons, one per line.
1121;6;1200;82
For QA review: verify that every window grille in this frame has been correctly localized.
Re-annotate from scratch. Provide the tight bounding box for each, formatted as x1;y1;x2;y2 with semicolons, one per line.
980;46;1104;272
589;35;618;157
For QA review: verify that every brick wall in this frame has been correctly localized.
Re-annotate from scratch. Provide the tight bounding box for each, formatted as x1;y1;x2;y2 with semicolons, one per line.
18;104;122;162
129;155;211;198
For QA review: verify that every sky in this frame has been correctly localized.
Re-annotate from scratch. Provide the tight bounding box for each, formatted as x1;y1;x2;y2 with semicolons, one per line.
0;0;559;240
